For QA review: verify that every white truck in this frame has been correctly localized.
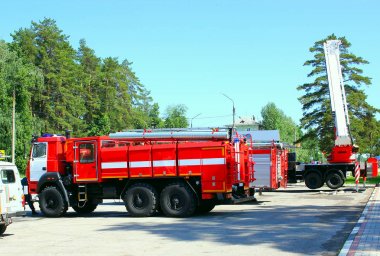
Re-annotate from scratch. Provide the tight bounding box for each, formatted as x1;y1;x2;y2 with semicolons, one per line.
0;161;25;235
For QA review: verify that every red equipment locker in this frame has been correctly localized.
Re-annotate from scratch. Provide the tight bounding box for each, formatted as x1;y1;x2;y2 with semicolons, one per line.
100;140;129;179
152;143;177;177
177;142;228;192
128;144;152;178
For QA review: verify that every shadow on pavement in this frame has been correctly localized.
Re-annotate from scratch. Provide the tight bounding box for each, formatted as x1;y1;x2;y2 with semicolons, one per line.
96;204;364;255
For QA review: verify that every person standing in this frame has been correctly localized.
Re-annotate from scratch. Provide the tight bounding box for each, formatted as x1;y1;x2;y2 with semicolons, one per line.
21;177;37;214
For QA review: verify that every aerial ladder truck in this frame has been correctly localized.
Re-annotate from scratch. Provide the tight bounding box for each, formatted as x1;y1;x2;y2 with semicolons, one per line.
301;40;359;189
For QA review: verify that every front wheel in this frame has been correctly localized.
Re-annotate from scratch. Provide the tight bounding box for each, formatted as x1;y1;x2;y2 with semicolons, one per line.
160;182;196;217
0;224;6;235
326;172;344;189
39;186;66;217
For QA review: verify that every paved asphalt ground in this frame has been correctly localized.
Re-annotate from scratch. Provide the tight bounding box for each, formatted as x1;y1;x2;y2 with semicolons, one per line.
0;183;372;256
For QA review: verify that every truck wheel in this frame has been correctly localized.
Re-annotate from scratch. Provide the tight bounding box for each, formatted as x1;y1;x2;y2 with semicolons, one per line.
196;201;216;214
160;182;196;217
39;186;66;217
326;172;344;189
0;224;6;235
304;172;323;189
72;201;98;214
124;183;158;217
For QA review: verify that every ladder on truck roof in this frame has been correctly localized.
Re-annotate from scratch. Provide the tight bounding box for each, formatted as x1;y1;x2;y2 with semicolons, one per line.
109;128;232;141
323;40;352;147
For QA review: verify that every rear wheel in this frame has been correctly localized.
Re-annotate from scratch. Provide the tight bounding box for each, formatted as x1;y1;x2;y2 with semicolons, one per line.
39;186;66;217
160;182;196;217
72;201;98;214
304;172;323;189
326;172;344;189
124;183;158;217
0;224;6;235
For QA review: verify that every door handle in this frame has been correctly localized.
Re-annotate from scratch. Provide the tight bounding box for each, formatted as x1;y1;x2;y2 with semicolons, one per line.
42;167;46;170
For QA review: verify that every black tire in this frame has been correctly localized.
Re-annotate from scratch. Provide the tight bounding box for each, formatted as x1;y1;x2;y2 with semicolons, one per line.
160;182;196;217
0;224;6;235
39;186;66;217
72;201;98;214
124;183;158;217
304;172;323;189
326;172;344;189
196;201;216;214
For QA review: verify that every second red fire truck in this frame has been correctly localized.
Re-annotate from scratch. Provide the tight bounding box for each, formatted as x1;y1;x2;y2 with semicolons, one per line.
26;129;255;218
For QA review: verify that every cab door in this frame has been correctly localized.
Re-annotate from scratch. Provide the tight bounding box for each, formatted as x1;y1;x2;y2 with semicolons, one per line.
74;141;98;182
29;142;47;182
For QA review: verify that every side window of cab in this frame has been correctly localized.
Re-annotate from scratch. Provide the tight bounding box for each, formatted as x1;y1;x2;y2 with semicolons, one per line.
32;143;47;158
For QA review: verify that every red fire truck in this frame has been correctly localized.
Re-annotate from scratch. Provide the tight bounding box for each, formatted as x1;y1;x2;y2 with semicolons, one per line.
26;129;255;218
249;143;288;190
241;130;289;190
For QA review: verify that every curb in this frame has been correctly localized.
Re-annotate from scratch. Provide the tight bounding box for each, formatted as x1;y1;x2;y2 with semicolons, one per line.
338;187;378;256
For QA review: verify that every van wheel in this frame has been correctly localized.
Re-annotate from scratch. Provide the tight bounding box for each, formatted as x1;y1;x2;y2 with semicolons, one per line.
305;172;323;189
160;182;196;217
39;186;66;217
124;183;158;217
0;224;6;235
326;172;344;189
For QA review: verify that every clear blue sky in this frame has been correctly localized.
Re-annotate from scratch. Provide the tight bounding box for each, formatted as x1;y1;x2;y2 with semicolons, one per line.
1;0;379;127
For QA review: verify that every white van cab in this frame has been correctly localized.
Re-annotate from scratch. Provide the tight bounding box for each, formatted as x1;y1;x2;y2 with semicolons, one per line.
0;161;25;235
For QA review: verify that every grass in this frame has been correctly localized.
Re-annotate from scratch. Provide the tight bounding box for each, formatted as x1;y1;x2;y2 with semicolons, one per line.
345;175;380;185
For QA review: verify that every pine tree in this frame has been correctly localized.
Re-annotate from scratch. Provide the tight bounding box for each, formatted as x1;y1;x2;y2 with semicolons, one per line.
0;40;43;173
11;18;85;134
77;39;102;133
298;34;378;154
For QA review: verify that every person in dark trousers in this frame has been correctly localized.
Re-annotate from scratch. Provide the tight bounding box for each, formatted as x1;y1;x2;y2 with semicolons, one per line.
21;177;37;214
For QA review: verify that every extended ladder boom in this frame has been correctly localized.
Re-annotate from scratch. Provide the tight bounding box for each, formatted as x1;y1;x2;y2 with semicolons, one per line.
323;40;352;146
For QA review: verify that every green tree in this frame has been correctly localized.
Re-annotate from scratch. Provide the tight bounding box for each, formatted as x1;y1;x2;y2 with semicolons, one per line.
8;17;155;139
148;103;163;128
297;34;379;154
163;105;188;128
260;102;299;144
11;18;86;134
77;39;102;129
100;57;133;131
0;40;43;173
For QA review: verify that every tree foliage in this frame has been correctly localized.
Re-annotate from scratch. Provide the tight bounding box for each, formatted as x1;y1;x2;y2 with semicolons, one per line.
0;18;165;172
0;40;44;171
163;104;189;128
298;34;379;155
260;102;299;144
